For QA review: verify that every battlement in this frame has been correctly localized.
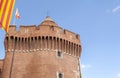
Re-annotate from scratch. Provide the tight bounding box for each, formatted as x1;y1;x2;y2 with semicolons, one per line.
5;16;82;58
8;25;80;44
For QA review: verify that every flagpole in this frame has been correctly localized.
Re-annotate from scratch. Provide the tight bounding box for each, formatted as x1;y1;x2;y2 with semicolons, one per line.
13;8;20;25
13;16;16;25
9;37;16;78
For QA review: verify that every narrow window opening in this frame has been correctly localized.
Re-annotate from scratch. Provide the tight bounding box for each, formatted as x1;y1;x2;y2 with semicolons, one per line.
59;73;63;78
57;51;63;58
57;72;64;78
50;26;54;31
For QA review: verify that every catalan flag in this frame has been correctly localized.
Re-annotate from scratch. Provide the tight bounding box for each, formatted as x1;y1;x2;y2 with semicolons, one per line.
0;0;16;32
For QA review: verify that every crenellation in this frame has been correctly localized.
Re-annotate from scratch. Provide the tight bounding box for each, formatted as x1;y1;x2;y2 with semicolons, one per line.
8;25;16;32
8;25;80;44
64;29;76;35
53;26;63;33
19;25;36;32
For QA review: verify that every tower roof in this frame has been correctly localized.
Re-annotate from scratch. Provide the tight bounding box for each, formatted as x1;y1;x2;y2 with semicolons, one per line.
39;16;58;27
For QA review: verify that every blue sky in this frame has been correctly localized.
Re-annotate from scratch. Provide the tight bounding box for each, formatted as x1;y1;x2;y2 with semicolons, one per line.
0;0;120;78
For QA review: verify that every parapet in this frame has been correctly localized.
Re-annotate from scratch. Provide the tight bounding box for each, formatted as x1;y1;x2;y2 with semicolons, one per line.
5;16;82;58
8;25;80;43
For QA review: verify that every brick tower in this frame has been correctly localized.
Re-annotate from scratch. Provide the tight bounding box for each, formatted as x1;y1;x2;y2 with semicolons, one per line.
1;16;82;78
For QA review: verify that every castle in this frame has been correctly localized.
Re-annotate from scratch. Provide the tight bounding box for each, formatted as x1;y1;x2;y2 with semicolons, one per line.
0;16;82;78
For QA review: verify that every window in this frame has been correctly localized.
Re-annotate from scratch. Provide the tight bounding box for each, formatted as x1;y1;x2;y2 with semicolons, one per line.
57;51;63;58
50;26;54;31
59;73;63;78
57;72;64;78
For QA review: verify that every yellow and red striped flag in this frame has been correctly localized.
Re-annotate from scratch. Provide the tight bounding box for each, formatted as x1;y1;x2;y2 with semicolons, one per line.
0;0;16;32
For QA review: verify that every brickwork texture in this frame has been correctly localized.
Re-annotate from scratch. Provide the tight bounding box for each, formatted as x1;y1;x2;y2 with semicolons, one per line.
0;16;82;78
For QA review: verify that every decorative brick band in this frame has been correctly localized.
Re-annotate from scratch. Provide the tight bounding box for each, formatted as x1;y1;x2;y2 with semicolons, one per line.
4;36;81;58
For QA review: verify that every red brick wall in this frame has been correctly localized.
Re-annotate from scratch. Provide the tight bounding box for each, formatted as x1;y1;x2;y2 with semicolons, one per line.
2;17;82;78
2;50;81;78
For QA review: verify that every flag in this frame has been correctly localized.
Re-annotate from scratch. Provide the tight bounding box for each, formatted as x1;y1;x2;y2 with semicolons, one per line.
15;8;20;19
0;0;16;32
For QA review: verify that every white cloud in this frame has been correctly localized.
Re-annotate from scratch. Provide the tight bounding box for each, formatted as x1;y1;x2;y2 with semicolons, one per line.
117;73;120;78
112;6;120;12
81;64;91;69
